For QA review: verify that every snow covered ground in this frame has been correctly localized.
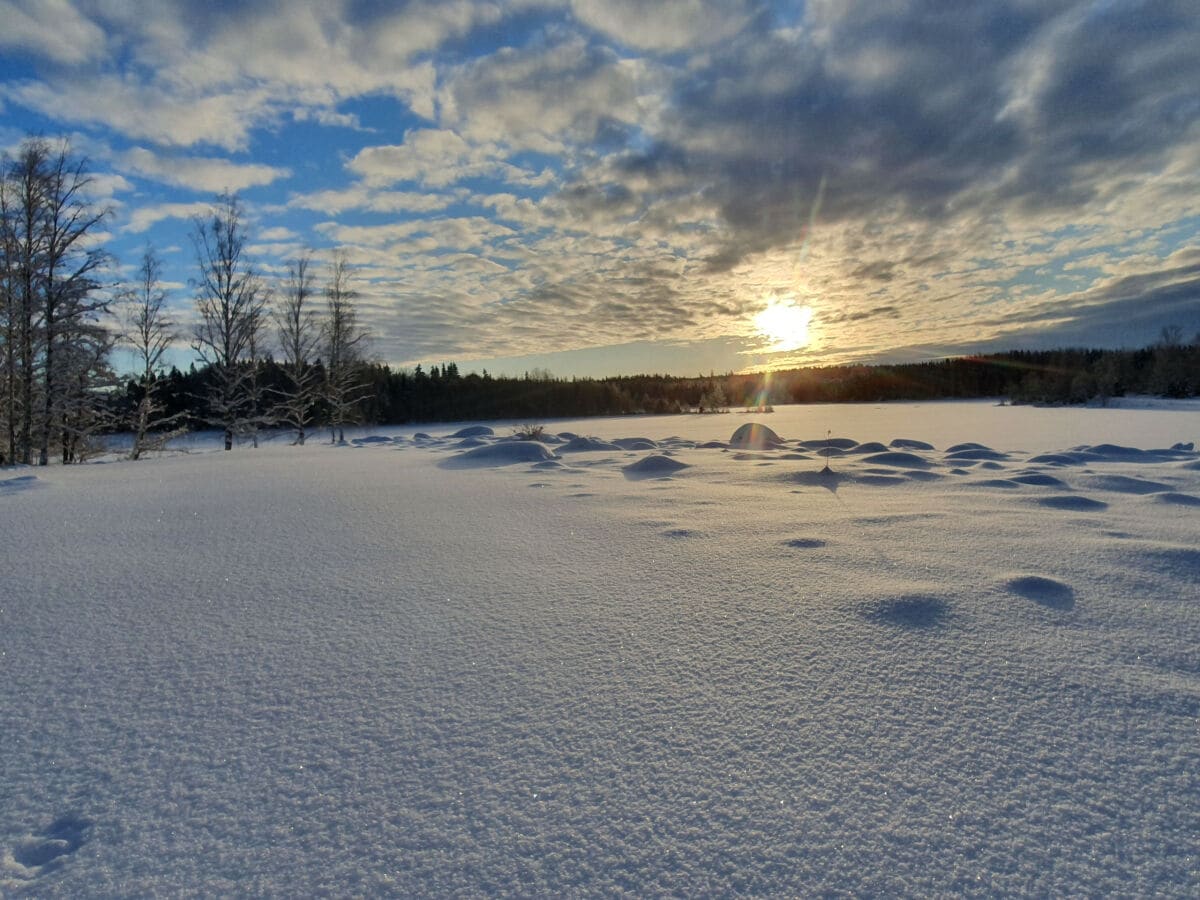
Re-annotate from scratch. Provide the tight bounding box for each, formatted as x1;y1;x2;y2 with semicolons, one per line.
2;400;1198;896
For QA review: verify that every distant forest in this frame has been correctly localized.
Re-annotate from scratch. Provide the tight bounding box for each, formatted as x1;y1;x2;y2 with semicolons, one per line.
115;335;1200;433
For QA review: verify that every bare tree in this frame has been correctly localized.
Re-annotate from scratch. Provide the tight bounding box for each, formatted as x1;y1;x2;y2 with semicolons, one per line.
323;252;369;443
0;172;18;465
274;252;323;445
191;193;266;451
56;319;117;463
2;140;45;465
0;138;111;465
243;303;271;448
123;245;183;459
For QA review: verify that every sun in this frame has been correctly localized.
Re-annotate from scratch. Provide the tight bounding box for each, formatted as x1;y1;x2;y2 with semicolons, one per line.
753;297;813;352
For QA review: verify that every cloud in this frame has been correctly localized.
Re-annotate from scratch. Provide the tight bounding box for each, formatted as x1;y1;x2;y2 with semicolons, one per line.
0;1;467;149
119;147;290;192
257;226;299;242
347;129;548;189
5;1;1197;373
4;76;274;150
288;186;456;215
570;0;759;52
124;201;217;234
0;0;107;65
441;32;656;153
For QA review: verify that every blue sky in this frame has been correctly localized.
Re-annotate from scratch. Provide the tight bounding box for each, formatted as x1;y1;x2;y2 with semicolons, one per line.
2;0;1197;377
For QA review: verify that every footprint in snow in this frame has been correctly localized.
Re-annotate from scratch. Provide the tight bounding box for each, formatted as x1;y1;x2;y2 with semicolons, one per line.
662;528;702;539
782;537;827;549
0;474;43;494
1035;495;1108;511
862;596;951;629
1003;574;1075;610
4;816;92;883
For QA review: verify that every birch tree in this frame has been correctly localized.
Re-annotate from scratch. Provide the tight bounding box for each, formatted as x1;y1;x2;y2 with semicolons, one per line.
36;143;110;466
191;193;265;451
274;252;322;444
0;137;111;465
123;246;183;459
324;252;369;443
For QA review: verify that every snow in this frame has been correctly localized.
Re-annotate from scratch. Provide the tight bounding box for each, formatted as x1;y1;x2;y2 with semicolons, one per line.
2;400;1199;896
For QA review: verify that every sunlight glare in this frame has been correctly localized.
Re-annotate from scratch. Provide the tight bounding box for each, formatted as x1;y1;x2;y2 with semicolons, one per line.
754;297;813;352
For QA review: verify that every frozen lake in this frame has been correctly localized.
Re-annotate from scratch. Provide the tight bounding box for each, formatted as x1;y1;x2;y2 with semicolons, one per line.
3;400;1198;895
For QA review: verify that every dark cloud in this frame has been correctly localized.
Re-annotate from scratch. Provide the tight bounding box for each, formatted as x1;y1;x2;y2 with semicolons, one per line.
851;262;897;282
606;1;1197;273
825;305;902;325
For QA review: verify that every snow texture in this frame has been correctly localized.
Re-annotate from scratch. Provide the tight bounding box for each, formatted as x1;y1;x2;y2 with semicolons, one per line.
2;400;1199;896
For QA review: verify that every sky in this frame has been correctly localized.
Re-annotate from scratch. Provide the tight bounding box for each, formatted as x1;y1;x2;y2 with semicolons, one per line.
1;0;1198;378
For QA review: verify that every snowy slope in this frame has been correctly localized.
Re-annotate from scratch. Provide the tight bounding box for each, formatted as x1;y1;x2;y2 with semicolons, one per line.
2;402;1198;896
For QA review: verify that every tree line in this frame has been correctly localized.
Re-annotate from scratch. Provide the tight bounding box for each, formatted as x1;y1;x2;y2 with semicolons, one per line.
116;337;1200;437
1;137;370;464
4;137;1198;464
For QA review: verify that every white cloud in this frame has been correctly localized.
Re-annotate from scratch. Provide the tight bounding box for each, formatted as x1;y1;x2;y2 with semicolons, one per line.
258;226;299;242
0;0;107;65
124;201;216;234
119;146;290;192
4;76;273;150
289;186;456;215
347;130;525;188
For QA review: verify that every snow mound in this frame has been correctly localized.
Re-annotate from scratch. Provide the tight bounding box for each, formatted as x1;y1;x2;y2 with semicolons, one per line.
861;451;934;469
1027;452;1085;465
1081;474;1172;494
890;438;935;450
799;436;858;451
350;435;396;446
972;478;1022;490
944;447;1008;461
1010;472;1068;487
450;425;495;438
612;437;659;450
1075;444;1192;463
559;436;622;452
729;423;784;449
440;441;559;468
1153;492;1200;506
623;455;690;478
849;441;889;454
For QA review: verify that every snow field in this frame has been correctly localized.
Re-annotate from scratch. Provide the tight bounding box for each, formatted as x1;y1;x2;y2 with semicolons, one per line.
2;401;1198;895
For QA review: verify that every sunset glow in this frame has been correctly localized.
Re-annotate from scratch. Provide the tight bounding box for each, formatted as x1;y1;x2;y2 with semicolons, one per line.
753;298;813;353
